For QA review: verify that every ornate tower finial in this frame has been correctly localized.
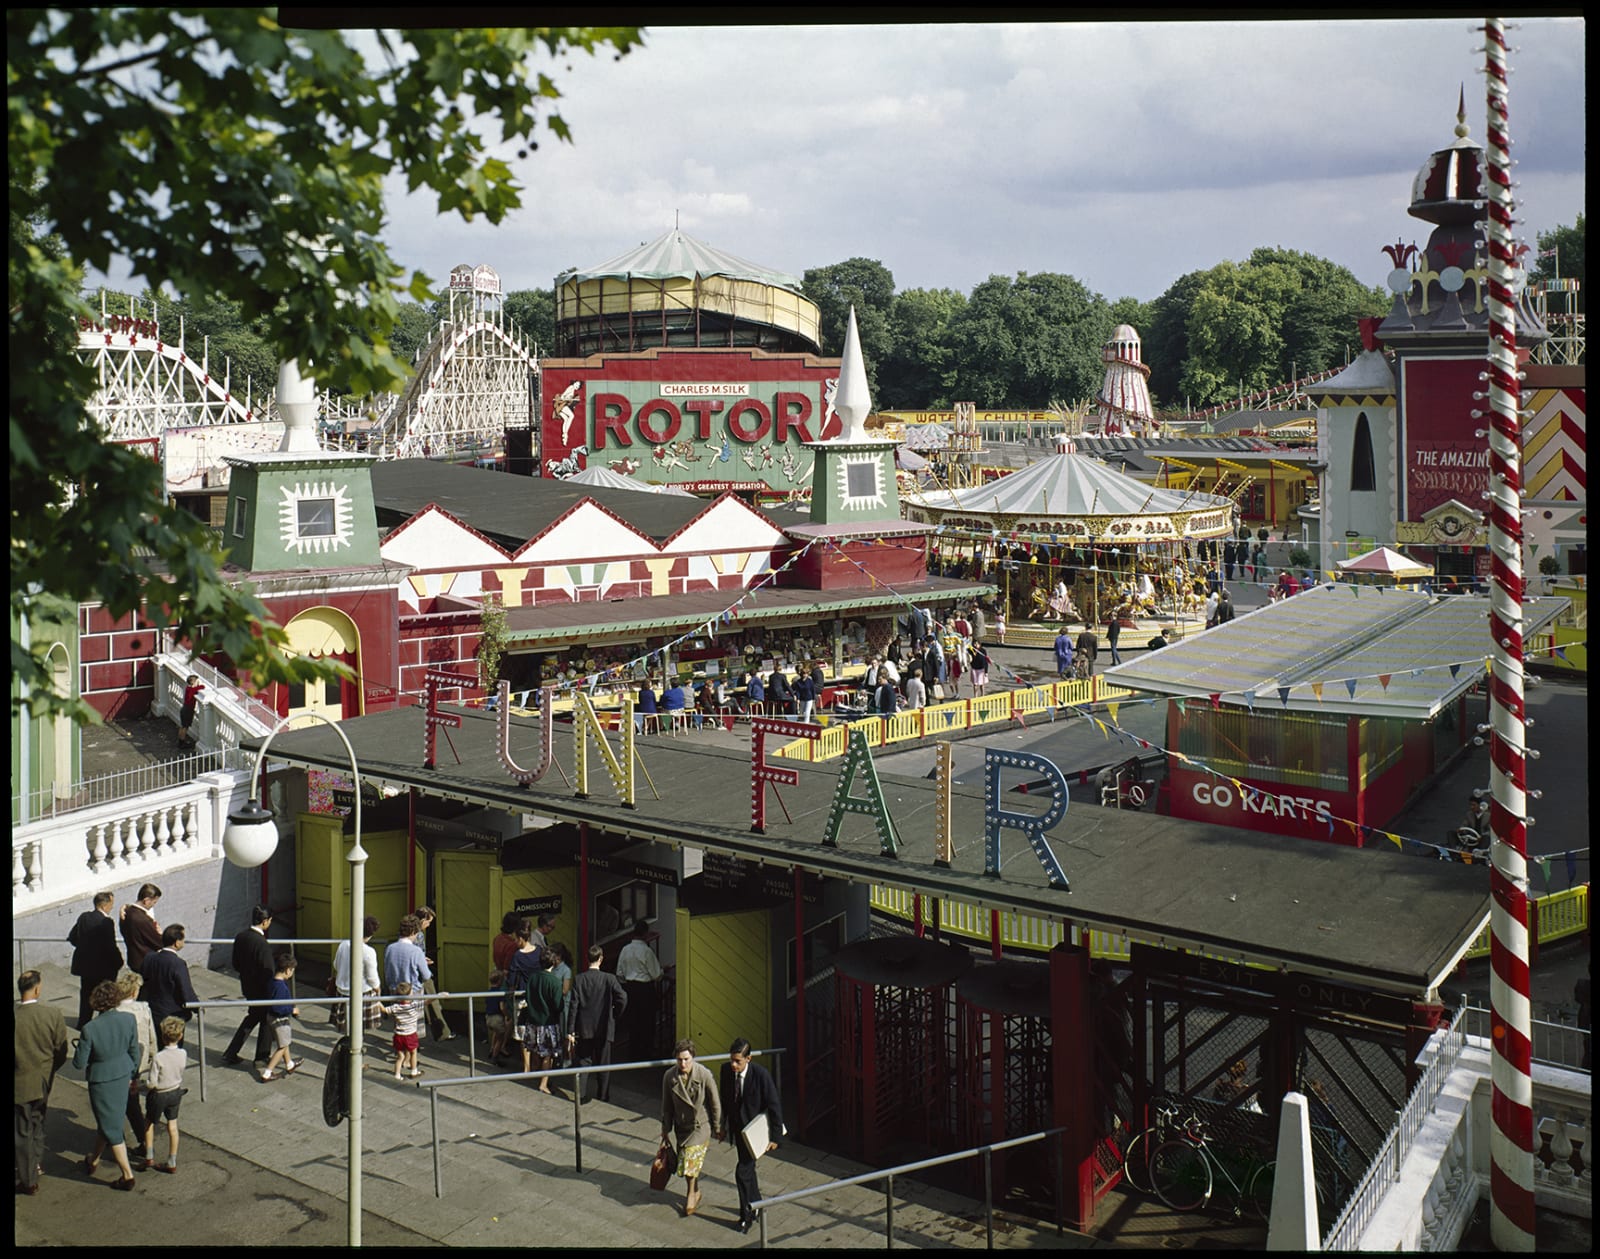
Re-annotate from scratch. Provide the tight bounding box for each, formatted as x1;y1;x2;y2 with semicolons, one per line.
1455;84;1469;141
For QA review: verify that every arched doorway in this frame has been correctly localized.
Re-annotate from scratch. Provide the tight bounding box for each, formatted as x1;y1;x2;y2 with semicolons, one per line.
283;607;362;727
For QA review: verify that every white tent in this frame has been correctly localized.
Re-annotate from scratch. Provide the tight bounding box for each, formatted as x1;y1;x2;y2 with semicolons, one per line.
1336;546;1433;580
561;465;696;496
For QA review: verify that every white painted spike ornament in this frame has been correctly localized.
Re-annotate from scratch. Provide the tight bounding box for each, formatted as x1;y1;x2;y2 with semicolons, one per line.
833;305;873;442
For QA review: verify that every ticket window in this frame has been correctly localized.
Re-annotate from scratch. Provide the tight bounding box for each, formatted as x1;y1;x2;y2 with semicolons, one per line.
594;879;657;960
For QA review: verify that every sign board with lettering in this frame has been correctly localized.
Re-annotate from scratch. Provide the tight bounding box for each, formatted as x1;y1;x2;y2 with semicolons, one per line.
513;895;562;917
1398;356;1492;521
539;349;841;495
698;852;822;904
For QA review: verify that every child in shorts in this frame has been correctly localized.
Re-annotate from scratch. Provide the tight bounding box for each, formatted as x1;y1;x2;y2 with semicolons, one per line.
260;950;303;1082
141;1016;188;1172
392;981;422;1079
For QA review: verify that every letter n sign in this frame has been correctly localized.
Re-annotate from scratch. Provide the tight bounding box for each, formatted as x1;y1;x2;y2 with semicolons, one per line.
983;748;1070;890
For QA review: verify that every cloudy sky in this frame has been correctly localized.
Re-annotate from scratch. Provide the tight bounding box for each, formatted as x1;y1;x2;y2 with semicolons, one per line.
380;16;1586;309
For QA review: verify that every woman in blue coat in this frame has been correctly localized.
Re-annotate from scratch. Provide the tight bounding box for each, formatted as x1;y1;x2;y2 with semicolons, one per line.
73;979;142;1189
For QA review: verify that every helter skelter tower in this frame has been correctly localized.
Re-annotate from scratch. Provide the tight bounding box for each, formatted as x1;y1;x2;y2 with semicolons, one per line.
1093;324;1157;436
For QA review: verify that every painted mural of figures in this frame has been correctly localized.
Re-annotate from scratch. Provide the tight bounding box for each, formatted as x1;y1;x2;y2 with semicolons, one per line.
823;376;840;427
652;444;688;473
668;439;701;464
545;445;587;477
778;449;811;484
740;444;776;472
553;381;583;446
609;457;642;476
703;435;731;464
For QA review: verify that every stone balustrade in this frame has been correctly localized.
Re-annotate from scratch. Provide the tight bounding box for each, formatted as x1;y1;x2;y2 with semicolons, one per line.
11;769;248;912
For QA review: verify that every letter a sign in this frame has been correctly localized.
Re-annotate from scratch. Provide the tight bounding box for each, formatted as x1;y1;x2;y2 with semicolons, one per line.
821;728;900;856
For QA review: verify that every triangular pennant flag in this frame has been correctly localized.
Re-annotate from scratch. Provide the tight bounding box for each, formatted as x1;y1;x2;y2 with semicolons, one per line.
1554;646;1568;663
1311;682;1324;702
1326;816;1335;837
1344;678;1358;699
1108;703;1120;725
1566;851;1578;886
1351;584;1360;597
1325;570;1336;582
1537;858;1551;887
1209;693;1221;709
1483;657;1492;673
1278;686;1291;707
1136;737;1150;749
1449;663;1461;679
1095;719;1109;740
1378;674;1392;691
1243;690;1255;710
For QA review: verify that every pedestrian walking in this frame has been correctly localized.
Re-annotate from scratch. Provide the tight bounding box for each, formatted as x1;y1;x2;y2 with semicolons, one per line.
969;642;991;696
904;667;927;709
1075;629;1099;678
522;949;568;1093
139;1017;187;1174
567;945;627;1103
118;884;163;973
69;891;123;1030
177;674;204;748
792;668;816;725
875;672;899;716
1106;608;1124;666
383;915;438;1048
113;972;157;1155
615;921;663;1064
661;1038;722;1218
332;915;385;1039
390;983;422;1080
413;906;456;1042
258;951;303;1082
14;970;69;1196
718;1037;783;1234
1223;539;1237;582
530;912;558;958
73;980;141;1191
1054;629;1075;680
502;919;543;1075
222;905;276;1069
139;924;199;1025
1216;589;1237;625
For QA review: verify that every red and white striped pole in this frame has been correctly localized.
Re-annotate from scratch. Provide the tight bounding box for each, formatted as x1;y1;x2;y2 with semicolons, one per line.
1482;16;1536;1252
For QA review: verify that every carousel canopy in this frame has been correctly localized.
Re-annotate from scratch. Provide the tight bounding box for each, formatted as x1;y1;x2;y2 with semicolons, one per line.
1336;546;1433;579
561;465;696;496
905;449;1236;543
902;423;952;451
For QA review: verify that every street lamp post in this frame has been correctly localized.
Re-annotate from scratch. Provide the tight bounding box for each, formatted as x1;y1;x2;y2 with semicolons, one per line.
224;712;366;1248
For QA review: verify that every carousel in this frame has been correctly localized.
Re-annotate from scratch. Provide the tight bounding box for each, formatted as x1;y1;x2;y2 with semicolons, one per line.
904;443;1238;633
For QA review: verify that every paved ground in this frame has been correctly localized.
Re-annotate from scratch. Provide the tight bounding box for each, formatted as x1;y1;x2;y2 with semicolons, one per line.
16;959;1113;1250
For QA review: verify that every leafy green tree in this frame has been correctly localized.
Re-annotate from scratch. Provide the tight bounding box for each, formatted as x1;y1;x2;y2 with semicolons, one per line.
502;288;557;353
802;257;896;395
1529;214;1584;311
877;287;966;408
942;272;1112;409
10;10;642;721
389;300;439;366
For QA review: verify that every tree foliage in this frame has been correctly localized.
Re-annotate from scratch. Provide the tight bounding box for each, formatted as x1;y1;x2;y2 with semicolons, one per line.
1529;214;1584;312
802;257;896;396
941;272;1113;409
9;9;642;721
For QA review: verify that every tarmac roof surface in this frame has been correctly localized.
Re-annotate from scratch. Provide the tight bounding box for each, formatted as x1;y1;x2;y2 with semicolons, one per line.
371;458;706;547
1104;585;1569;718
253;705;1492;998
500;576;996;646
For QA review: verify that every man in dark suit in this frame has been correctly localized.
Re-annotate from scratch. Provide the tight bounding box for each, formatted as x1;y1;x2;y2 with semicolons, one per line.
68;891;123;1029
118;883;163;972
566;945;627;1103
222;906;277;1068
140;924;200;1024
718;1037;783;1234
14;970;69;1195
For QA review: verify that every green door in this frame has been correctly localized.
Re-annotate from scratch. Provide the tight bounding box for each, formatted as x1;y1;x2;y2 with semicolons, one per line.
294;816;411;975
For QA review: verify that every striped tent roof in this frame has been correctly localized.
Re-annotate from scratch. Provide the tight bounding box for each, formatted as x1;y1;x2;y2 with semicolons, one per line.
913;449;1234;519
558;228;804;292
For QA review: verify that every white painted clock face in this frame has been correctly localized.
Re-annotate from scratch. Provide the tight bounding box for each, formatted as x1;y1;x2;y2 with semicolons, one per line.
278;480;355;554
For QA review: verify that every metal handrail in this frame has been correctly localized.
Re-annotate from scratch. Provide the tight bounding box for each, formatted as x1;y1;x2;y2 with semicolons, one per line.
188;986;510;1101
12;935;346;974
415;1048;788;1196
751;1124;1068;1249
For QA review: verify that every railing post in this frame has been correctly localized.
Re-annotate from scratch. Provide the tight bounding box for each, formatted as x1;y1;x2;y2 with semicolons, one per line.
197;1006;208;1102
885;1171;895;1248
466;995;476;1078
431;1085;443;1197
983;1146;994;1249
759;1208;769;1249
573;1075;584;1173
1054;1133;1064;1234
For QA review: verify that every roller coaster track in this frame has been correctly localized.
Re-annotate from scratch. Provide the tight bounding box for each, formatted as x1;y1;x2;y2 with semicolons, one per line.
371;313;539;458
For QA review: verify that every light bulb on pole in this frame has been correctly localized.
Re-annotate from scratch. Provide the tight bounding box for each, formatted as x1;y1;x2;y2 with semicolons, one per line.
224;711;366;1248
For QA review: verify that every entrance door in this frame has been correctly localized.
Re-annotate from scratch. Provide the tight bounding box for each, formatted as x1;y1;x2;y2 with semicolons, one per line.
431;850;578;994
283;607;361;727
675;907;771;1058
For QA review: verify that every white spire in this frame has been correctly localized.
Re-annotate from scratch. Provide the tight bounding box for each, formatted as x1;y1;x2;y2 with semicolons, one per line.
833;305;873;441
276;359;321;452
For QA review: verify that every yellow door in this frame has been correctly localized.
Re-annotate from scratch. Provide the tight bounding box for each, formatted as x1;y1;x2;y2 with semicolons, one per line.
294;816;411;975
675;907;771;1057
431;851;579;994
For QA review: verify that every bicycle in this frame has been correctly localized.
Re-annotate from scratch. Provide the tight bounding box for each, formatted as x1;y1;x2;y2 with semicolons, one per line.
1150;1115;1276;1219
1120;1096;1186;1195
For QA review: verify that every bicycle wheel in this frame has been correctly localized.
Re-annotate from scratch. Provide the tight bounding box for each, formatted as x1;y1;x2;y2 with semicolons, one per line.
1121;1130;1158;1195
1246;1159;1276;1220
1152;1140;1212;1212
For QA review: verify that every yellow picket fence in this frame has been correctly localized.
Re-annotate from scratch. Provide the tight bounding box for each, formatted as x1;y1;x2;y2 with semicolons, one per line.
1462;883;1589;960
769;679;1134;762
